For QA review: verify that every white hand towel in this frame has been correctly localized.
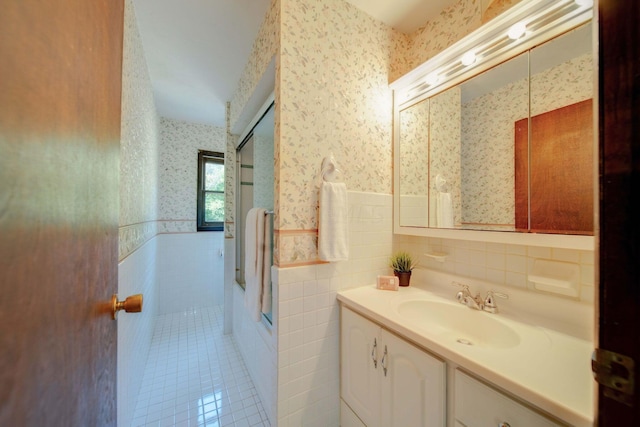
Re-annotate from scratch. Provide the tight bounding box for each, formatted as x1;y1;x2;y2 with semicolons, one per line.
244;208;265;322
318;181;349;262
436;192;454;228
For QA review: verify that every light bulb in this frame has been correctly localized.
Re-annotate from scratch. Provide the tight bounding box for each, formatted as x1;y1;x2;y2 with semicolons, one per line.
508;22;527;40
461;51;477;66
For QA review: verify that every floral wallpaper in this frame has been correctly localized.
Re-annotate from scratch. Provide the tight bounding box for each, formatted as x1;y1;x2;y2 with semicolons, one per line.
482;0;524;23
253;133;275;210
227;0;279;241
531;53;593;116
277;0;397;265
158;117;226;232
394;0;481;82
461;77;527;226
229;0;280;129
399;99;429;196
398;98;430;227
119;0;160;260
392;0;525;82
430;86;462;226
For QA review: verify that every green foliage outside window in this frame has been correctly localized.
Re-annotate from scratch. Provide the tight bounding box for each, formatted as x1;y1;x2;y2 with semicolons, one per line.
198;151;225;231
204;162;225;222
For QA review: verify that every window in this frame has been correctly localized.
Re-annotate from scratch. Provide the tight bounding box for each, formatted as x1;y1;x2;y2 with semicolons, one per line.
197;151;224;231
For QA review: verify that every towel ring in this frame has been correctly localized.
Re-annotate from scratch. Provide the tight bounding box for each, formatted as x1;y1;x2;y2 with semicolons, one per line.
321;155;341;182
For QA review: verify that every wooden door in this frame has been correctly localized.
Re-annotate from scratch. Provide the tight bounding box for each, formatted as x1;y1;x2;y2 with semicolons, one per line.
380;330;446;427
515;99;594;234
598;0;640;424
340;307;381;427
0;0;124;426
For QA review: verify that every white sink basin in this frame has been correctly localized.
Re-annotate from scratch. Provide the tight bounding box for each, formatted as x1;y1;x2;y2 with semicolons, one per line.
396;299;521;349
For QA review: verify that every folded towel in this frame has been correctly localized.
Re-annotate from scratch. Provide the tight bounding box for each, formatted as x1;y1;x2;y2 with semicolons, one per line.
318;182;349;262
436;192;454;228
244;208;268;321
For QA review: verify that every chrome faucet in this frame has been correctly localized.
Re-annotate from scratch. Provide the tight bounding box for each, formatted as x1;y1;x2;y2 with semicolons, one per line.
452;282;483;310
451;282;508;313
482;290;509;314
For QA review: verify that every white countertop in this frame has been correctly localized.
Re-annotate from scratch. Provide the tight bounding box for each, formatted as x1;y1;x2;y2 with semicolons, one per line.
337;284;594;426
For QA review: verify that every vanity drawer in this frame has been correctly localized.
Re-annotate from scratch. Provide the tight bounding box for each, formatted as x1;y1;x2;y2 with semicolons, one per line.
454;370;563;427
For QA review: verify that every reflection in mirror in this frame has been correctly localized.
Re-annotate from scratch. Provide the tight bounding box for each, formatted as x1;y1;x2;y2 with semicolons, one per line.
523;23;594;235
459;52;529;231
235;103;275;287
399;99;429;227
396;21;593;235
431;86;463;228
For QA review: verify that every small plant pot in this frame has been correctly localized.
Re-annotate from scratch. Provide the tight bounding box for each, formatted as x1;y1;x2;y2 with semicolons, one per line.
394;271;412;287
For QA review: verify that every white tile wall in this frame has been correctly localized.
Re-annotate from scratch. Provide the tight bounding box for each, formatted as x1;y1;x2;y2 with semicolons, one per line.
232;283;277;425
156;232;225;314
395;235;596;303
117;237;158;427
276;191;394;426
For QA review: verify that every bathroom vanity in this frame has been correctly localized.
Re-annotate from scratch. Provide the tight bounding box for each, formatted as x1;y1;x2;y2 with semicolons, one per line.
338;283;593;427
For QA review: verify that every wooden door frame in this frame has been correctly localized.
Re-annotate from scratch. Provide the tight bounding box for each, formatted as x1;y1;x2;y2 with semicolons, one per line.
597;0;640;424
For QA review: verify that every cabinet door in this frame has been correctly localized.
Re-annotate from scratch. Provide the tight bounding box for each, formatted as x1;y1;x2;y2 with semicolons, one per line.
455;370;562;427
341;307;381;427
341;399;367;427
380;329;446;427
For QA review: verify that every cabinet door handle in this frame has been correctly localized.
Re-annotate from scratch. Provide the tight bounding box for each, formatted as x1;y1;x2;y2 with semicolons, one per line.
381;345;388;377
371;338;378;368
498;423;511;427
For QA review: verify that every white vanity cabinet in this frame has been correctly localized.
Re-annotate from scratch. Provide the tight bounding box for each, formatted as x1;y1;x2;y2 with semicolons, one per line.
454;370;563;427
340;306;446;427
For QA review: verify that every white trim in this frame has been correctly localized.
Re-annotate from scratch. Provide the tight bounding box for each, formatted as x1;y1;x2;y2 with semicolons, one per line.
237;91;275;148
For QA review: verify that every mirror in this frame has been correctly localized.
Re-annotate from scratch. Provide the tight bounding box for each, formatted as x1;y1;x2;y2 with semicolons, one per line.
235;102;275;287
397;21;593;236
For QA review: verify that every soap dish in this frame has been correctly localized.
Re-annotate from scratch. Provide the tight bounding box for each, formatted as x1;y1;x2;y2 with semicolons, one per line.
424;252;448;263
528;259;580;297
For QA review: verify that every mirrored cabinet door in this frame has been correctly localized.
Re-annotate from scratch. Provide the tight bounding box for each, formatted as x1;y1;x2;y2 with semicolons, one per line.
459;52;528;231
398;99;430;228
523;23;594;235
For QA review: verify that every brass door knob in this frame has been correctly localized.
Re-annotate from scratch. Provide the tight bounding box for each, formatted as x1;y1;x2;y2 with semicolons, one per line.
111;294;143;320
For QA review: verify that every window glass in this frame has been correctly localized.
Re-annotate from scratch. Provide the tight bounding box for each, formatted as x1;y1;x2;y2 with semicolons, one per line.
197;151;224;231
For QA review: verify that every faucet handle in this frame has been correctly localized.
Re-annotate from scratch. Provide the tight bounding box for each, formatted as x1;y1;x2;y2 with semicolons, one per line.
451;281;471;303
483;290;508;314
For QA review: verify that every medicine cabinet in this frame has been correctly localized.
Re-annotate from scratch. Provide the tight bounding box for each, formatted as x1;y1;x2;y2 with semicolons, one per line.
391;0;595;250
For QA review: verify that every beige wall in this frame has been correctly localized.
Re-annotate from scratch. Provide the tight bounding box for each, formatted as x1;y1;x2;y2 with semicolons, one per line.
158;118;226;232
119;0;160;260
228;0;526;267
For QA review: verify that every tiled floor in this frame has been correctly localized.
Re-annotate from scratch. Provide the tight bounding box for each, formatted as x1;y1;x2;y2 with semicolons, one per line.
131;306;270;427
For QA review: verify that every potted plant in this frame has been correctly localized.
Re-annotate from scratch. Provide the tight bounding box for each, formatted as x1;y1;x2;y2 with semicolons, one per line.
390;251;415;287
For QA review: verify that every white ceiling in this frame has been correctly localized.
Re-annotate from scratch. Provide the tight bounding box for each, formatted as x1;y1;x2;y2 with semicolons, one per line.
343;0;457;33
133;0;454;128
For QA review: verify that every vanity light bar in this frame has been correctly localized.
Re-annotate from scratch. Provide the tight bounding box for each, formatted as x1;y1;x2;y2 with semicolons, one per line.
393;0;593;106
